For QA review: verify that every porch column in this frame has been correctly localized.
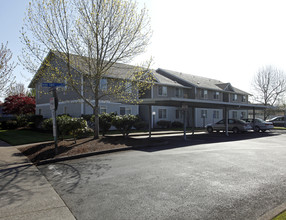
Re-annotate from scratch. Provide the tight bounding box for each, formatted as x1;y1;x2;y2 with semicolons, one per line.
182;104;188;140
253;107;256;129
148;105;152;138
191;107;195;135
224;106;229;136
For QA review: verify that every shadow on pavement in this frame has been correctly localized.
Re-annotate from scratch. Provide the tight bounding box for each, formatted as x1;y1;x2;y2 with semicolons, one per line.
133;131;281;153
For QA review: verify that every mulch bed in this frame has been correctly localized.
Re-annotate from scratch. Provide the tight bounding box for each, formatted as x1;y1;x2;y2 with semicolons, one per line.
17;136;158;164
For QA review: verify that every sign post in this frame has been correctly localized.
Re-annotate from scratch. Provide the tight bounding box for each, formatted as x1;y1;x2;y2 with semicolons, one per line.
50;97;58;154
42;83;64;155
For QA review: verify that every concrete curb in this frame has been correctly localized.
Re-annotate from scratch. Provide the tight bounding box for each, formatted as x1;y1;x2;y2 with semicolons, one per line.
258;202;286;220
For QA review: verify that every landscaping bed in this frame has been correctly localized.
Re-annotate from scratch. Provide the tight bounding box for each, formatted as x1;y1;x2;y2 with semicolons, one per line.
17;136;161;164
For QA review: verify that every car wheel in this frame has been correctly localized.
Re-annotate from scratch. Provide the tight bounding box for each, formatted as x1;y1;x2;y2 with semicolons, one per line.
233;127;239;134
254;126;260;132
207;127;213;133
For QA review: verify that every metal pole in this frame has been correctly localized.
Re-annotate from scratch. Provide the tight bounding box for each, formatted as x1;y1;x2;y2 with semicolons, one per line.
148;105;152;138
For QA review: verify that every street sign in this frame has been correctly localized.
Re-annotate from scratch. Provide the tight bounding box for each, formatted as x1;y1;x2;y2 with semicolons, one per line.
42;83;65;87
50;97;55;110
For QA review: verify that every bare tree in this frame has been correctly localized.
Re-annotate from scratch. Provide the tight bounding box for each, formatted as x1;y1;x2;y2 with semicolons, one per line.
0;42;15;97
252;65;286;119
20;0;154;139
5;83;28;97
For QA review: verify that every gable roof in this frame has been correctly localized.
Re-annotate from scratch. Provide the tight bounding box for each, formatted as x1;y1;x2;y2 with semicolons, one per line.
157;68;250;95
29;50;156;88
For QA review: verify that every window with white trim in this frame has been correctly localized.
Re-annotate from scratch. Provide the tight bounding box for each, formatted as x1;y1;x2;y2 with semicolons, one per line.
214;92;220;100
158;109;167;119
213;110;219;119
201;89;208;99
201;110;207;118
242;95;246;102
175;109;183;119
100;79;107;91
100;106;107;114
120;107;131;115
125;82;132;93
175;88;183;98
233;94;238;101
158;86;167;96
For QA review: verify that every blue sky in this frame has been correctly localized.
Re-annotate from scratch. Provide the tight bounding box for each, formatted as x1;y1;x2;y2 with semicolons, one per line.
2;0;286;101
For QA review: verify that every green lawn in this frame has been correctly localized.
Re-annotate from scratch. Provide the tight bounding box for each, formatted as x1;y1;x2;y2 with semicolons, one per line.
273;210;286;220
0;129;54;145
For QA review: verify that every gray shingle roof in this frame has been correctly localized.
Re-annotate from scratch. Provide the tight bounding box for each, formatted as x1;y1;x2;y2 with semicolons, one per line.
157;68;250;95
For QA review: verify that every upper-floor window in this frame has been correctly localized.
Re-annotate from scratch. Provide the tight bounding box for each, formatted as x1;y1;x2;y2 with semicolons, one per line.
158;86;167;96
233;94;238;101
242;95;246;102
100;78;107;91
175;88;183;98
214;92;220;100
158;109;167;119
125;81;132;93
201;89;208;99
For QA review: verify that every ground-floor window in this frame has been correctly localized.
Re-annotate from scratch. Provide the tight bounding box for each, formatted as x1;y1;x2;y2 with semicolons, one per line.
38;108;41;115
213;110;219;119
175;109;183;119
232;111;238;119
100;106;107;114
120;107;132;115
201;110;207;118
158;109;167;119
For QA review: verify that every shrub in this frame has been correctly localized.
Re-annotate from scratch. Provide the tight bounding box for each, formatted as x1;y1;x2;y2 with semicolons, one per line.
2;120;18;129
99;112;114;136
29;115;43;129
157;120;171;129
133;121;148;130
171;121;184;128
112;114;139;137
16;115;29;127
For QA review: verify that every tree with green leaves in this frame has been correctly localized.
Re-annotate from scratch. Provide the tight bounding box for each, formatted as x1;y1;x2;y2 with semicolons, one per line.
20;0;154;139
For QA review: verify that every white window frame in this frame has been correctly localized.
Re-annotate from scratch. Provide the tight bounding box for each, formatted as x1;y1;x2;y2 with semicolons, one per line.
158;86;167;96
175;88;183;98
158;109;167;119
232;111;238;119
214;91;220;100
201;89;208;99
242;95;246;102
120;106;132;115
213;110;219;119
201;110;207;118
125;81;132;94
100;78;107;91
233;94;238;101
100;106;107;114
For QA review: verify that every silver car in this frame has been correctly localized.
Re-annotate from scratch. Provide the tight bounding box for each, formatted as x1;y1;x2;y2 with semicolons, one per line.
206;119;252;134
243;118;274;132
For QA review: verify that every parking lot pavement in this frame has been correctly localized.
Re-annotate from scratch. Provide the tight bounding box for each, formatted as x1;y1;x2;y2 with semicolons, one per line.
38;131;286;220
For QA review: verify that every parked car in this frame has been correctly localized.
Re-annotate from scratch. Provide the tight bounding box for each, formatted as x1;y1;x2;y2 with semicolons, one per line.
242;118;274;132
206;119;252;133
266;116;285;127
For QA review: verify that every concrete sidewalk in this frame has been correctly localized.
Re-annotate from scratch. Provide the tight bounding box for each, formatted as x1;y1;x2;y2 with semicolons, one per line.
0;140;75;220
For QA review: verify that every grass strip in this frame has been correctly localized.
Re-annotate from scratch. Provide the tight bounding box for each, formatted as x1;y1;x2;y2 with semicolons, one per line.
0;129;54;145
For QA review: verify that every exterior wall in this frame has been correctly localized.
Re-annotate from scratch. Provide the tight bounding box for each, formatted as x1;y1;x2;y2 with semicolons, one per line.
195;108;223;127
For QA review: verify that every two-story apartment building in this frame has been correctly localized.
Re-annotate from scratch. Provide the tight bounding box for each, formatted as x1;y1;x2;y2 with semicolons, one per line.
29;51;255;128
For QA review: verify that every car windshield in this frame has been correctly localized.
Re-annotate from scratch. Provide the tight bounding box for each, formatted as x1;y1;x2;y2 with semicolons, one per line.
237;119;247;124
255;118;265;123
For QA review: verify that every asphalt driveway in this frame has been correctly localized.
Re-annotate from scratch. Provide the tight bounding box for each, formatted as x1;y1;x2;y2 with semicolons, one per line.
38;131;286;220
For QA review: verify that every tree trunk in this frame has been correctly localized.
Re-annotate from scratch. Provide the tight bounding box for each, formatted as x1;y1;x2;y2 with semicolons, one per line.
93;103;99;139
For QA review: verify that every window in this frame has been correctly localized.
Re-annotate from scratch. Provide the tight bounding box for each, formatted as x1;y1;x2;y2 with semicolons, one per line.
213;110;219;119
100;79;107;91
232;111;238;119
214;92;220;100
201;89;208;99
125;82;132;93
175;88;183;98
241;112;246;119
233;94;238;101
176;109;183;119
242;95;246;102
158;109;167;119
201;110;207;118
158;86;167;96
39;109;42;115
100;106;107;114
120;107;131;115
